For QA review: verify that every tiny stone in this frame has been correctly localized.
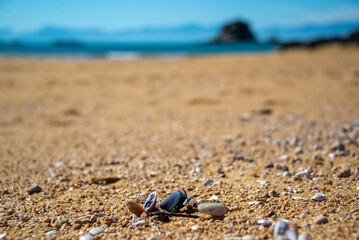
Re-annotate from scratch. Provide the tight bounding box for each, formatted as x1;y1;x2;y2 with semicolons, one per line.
331;141;345;151
294;147;303;154
89;227;105;235
279;155;290;161
248;201;260;206
265;163;274;169
257;219;272;227
270;221;290;238
269;190;280;197
300;213;306;219
2;189;9;194
79;235;94;240
311;193;326;201
285;228;298;240
148;235;158;240
203;178;218;186
276;162;288;171
208;195;218;201
315;216;328;224
46;230;57;236
338;168;350;178
73;224;82;230
166;232;174;237
267;211;276;217
328;153;336;160
0;233;6;239
240;113;251;121
26;185;42;195
134;220;149;226
242;236;255;240
298;234;310;240
191;225;202;231
293;196;306;200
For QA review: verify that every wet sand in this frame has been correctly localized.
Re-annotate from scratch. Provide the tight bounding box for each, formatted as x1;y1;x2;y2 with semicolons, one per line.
0;47;359;239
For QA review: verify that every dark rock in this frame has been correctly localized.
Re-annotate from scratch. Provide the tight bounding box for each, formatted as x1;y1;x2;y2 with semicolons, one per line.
265;163;274;169
27;185;42;195
254;109;272;115
210;21;256;43
338;168;350;178
279;28;359;50
330;141;345;151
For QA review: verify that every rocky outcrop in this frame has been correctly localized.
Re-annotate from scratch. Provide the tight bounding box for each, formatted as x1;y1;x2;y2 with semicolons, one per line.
279;28;359;50
210;21;256;43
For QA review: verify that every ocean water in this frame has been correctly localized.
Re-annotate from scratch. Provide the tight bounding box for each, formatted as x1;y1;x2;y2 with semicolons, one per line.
0;41;277;60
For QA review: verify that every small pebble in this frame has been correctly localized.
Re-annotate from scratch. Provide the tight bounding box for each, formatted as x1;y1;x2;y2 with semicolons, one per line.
300;213;306;219
279;155;290;161
285;228;298;240
298;234;310;240
264;163;274;169
45;230;57;236
270;221;289;238
248;201;260;206
26;185;42;195
240;113;251;121
89;227;105;235
148;235;158;240
242;236;255;240
328;153;336;160
315;216;328;224
0;234;6;239
293;196;306;200
331;141;345;151
276;162;288;171
257;219;272;227
269;190;280;197
338;168;350;178
191;225;202;231
195;167;203;173
294;147;303;154
134;220;149;226
311;193;326;201
267;211;276;217
166;232;174;237
79;235;94;240
198;203;228;216
203;178;218;186
207;195;218;201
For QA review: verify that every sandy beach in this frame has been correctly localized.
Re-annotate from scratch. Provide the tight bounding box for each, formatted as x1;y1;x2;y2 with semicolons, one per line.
0;47;359;239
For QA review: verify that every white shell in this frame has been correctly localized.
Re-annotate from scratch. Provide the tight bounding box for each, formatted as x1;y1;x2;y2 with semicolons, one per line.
311;193;326;201
257;219;272;227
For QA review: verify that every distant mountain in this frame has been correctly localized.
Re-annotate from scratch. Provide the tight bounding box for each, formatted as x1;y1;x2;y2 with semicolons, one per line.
18;24;221;43
255;21;359;42
1;20;359;43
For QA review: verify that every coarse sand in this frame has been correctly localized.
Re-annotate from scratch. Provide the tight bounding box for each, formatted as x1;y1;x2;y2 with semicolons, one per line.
0;47;359;239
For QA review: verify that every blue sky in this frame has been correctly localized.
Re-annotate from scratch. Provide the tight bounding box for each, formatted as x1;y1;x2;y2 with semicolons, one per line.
1;0;359;33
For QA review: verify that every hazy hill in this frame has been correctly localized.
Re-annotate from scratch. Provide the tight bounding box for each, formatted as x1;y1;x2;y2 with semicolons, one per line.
1;20;358;43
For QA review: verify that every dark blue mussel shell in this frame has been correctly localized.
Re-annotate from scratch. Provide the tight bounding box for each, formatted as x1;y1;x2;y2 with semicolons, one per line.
143;192;156;212
160;190;195;212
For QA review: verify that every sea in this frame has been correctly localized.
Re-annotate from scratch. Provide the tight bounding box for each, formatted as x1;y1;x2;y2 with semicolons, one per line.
0;41;278;60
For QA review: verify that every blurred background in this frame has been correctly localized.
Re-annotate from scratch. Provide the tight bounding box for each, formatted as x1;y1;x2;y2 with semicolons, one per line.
0;0;358;59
